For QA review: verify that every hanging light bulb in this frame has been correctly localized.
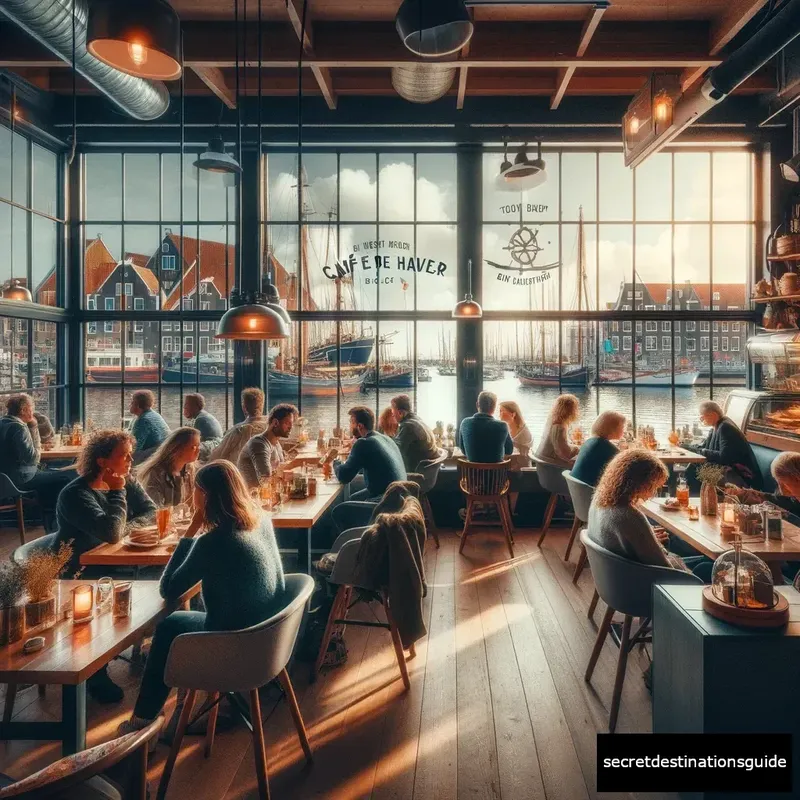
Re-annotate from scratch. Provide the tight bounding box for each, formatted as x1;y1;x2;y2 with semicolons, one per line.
128;41;148;68
452;259;482;319
628;114;640;135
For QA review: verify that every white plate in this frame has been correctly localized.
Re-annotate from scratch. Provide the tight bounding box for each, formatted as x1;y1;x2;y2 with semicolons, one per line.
659;501;681;512
123;535;162;549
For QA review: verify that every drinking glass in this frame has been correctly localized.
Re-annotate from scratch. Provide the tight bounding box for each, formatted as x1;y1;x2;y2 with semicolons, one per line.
156;507;172;539
113;582;133;619
96;577;114;614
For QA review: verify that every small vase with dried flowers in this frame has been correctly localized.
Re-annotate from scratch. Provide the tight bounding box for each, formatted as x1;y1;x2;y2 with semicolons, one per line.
696;463;725;517
0;562;25;645
22;542;72;632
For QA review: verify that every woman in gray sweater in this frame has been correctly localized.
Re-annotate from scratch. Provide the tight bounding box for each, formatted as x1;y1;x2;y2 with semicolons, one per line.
588;450;710;579
121;460;286;732
137;426;200;507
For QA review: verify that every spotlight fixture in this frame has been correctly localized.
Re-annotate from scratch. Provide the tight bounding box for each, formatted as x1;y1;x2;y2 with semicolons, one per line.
395;0;473;57
1;280;32;302
496;141;547;193
193;135;242;176
452;259;482;319
87;0;182;80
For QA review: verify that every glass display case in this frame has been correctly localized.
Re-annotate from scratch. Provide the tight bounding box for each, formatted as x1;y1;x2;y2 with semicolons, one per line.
746;331;800;391
725;389;800;452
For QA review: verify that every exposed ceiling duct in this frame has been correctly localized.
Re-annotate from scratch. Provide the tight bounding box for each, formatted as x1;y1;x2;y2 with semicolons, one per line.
0;0;171;121
391;64;457;103
624;0;800;168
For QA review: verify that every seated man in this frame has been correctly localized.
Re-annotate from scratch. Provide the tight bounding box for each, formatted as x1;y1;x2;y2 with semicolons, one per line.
238;403;298;490
0;393;76;529
129;390;170;463
729;451;800;520
183;392;223;443
391;393;439;472
685;400;761;488
209;387;268;464
459;390;513;463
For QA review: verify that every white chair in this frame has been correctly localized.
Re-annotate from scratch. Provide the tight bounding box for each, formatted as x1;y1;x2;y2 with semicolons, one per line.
157;575;315;800
312;527;413;688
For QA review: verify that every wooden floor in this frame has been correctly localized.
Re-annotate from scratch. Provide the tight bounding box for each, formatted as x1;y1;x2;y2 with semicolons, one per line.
0;523;677;800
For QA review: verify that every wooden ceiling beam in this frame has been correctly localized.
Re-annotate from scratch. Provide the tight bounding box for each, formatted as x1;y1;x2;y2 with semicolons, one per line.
576;4;607;58
709;0;769;56
456;7;474;110
680;65;708;93
550;67;575;109
191;66;236;109
285;0;337;110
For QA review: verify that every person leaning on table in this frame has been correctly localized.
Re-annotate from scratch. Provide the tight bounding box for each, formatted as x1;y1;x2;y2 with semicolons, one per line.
53;428;157;704
137;426;201;508
118;460;285;738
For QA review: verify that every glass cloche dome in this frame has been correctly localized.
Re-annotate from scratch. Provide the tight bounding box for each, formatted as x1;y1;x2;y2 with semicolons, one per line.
710;539;776;610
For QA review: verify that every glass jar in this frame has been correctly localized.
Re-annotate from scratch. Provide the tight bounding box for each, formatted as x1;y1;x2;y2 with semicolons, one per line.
676;476;690;508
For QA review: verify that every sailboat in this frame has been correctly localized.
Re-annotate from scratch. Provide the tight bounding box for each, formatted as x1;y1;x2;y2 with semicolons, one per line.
516;207;592;388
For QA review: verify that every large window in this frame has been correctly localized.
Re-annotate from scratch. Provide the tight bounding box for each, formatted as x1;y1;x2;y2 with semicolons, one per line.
481;146;754;438
0;125;62;307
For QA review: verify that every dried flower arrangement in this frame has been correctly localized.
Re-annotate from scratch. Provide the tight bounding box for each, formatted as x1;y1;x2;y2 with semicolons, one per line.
0;563;24;608
696;463;726;487
22;542;73;602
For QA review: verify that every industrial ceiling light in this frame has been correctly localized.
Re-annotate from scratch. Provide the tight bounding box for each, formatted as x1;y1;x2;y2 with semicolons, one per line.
496;141;548;192
216;0;289;341
1;280;32;302
87;0;182;80
452;259;482;319
193;134;242;176
782;108;800;182
396;0;473;57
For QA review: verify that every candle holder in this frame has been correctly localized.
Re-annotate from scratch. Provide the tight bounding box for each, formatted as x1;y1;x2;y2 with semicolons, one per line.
71;584;94;624
113;582;132;620
96;577;114;614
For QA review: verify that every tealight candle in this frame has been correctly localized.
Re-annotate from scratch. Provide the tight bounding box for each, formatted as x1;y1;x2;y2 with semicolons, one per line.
723;506;736;525
72;584;94;624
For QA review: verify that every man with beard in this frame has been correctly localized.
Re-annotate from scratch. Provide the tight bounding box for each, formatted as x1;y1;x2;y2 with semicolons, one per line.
238;403;298;490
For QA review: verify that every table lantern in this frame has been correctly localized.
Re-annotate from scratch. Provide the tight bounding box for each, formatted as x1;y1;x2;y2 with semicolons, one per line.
719;502;737;533
702;535;789;628
72;584;94;624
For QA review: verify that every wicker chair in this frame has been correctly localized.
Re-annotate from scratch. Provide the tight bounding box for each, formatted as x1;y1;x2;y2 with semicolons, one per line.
457;459;514;559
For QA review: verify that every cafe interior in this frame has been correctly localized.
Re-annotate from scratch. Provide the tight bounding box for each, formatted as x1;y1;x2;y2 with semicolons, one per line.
2;0;800;797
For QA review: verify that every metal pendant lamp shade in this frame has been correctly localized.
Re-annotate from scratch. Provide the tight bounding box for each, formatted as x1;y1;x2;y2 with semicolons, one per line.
452;259;482;318
781;154;800;182
1;280;32;302
264;282;292;327
396;0;473;57
216;302;291;341
87;0;182;80
193;135;242;175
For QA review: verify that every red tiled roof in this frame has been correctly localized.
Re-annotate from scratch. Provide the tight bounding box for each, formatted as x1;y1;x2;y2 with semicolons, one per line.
635;282;746;308
125;252;152;270
132;265;161;295
85;237;118;295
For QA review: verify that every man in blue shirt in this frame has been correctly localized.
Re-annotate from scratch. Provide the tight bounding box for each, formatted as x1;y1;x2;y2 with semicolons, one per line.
330;406;406;532
459;391;513;463
129;390;170;463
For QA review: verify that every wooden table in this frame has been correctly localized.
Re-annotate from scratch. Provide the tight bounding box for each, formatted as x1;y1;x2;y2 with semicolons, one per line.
0;579;200;755
649;445;706;465
80;480;345;574
39;444;82;462
642;497;800;583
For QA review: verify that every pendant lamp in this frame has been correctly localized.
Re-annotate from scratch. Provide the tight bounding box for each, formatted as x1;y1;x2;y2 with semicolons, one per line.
216;0;289;341
452;259;482;318
396;0;473;57
194;134;242;176
87;0;182;80
2;280;32;302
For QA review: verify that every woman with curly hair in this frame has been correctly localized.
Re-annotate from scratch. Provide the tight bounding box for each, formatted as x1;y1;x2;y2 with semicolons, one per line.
535;393;580;466
54;429;157;574
53;428;157;703
588;450;710;579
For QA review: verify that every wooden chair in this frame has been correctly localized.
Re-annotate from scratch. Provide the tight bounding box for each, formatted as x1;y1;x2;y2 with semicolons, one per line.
409;449;447;548
532;457;571;549
0;474;32;548
312;527;413;687
0;715;162;799
457;459;514;559
157;575;314;800
581;531;701;732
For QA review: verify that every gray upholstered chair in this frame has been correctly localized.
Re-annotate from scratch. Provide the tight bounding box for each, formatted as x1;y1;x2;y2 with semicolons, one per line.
11;532;57;565
157;574;315;800
562;471;594;565
312;526;414;688
532;457;571;548
0;473;33;548
581;531;702;732
409;449;447;547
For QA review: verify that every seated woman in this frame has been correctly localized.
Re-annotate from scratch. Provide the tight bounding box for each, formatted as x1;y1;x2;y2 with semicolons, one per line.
53;429;157;703
120;460;286;735
588;450;711;581
55;429;157;575
378;406;398;438
499;401;533;466
727;452;800;519
137;427;200;508
571;410;625;487
535;393;580;467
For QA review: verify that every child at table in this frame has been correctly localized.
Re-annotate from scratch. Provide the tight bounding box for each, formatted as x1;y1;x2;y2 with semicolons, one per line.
119;460;285;737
